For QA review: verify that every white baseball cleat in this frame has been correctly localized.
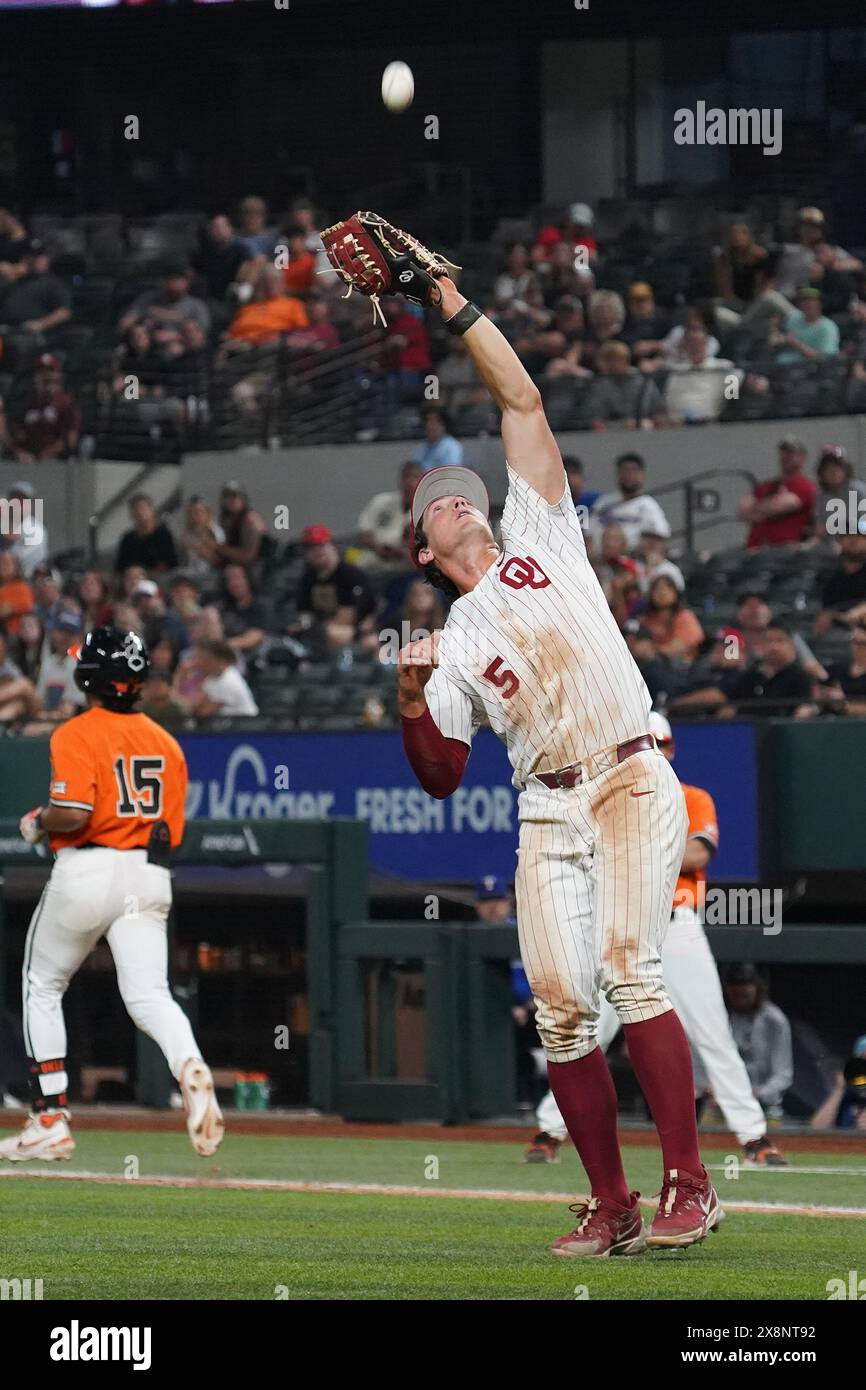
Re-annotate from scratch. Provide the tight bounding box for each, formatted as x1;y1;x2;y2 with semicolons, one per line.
0;1110;75;1162
179;1059;224;1157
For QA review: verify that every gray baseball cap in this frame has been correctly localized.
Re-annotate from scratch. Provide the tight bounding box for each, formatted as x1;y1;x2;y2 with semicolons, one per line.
409;466;490;566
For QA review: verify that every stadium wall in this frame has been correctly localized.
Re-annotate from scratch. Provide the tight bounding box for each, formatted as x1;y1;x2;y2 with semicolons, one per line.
0;461;91;557
2;722;864;880
180;413;866;549
8;410;865;560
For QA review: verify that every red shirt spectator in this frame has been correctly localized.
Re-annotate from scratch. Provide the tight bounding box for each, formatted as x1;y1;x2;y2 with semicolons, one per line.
746;475;815;547
739;437;817;548
534;202;598;262
385;306;432;372
289;296;339;353
281;254;315;295
7;355;81;463
280;226;316;296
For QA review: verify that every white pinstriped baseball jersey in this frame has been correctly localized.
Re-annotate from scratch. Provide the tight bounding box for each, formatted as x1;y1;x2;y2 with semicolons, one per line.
424;464;652;789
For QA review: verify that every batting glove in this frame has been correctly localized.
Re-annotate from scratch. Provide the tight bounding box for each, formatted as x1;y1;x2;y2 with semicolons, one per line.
20;807;46;845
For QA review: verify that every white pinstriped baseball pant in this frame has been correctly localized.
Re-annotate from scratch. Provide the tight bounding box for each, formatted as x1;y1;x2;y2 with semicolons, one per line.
536;905;768;1144
515;745;687;1063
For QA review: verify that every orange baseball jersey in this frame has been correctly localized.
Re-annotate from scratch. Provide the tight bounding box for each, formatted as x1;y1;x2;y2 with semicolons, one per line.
47;706;187;853
671;782;719;912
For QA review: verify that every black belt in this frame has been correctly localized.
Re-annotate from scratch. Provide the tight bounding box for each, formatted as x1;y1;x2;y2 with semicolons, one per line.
75;820;171;869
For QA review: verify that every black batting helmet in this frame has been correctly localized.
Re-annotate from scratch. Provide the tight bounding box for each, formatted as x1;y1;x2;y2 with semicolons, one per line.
73;626;149;713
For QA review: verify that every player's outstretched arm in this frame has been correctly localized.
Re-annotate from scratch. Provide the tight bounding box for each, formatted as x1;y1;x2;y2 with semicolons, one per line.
320;211;563;502
434;278;565;505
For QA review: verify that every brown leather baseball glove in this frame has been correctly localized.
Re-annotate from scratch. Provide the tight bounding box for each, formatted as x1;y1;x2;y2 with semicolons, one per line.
321;211;459;324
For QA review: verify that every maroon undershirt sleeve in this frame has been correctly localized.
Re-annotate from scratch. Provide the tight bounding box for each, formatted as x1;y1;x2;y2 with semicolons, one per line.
401;705;469;799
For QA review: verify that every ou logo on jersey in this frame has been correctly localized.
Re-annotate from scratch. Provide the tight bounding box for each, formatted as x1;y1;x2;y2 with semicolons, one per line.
498;554;551;590
398;270;413;284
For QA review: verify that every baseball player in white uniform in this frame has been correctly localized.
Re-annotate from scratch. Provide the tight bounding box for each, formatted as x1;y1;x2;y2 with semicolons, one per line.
529;711;786;1169
324;219;724;1255
0;626;223;1164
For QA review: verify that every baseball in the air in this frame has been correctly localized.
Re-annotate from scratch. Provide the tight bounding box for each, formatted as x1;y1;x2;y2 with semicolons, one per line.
382;61;414;114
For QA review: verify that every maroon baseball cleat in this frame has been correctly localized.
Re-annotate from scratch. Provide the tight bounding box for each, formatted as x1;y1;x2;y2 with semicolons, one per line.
551;1192;646;1258
647;1167;724;1248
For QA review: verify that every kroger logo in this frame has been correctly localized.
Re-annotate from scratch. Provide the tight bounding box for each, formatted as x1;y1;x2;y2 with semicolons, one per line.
186;744;334;821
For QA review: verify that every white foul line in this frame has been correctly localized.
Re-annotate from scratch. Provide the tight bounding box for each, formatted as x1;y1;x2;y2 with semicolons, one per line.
0;1168;864;1219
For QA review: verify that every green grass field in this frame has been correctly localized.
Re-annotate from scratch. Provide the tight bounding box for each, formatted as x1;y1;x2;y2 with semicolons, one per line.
1;1125;864;1300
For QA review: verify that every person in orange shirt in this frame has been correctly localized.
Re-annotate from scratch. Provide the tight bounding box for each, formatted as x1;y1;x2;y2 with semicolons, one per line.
0;551;35;635
671;781;719;915
0;626;224;1164
224;265;309;346
641;573;705;663
529;711;787;1169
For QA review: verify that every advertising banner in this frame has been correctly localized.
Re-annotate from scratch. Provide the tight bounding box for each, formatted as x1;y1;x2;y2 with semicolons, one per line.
182;722;759;883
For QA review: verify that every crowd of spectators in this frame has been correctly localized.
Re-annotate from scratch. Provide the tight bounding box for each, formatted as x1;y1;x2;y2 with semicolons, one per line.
0;417;864;730
1;192;866;730
1;197;866;457
476;202;866;437
597;435;866;721
0;194;376;458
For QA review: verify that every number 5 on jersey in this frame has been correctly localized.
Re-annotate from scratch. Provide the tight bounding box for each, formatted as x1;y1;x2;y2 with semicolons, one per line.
483;657;520;699
114;756;165;818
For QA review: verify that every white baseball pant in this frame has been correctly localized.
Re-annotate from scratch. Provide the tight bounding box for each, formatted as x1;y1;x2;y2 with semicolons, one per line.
515;745;687;1063
535;905;767;1145
22;846;201;1099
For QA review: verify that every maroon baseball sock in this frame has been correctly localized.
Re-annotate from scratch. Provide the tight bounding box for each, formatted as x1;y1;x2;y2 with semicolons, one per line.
623;1010;704;1178
547;1049;631;1207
